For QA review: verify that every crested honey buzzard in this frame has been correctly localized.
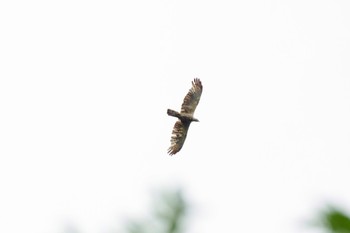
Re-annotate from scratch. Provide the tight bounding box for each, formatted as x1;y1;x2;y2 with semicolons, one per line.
167;78;203;155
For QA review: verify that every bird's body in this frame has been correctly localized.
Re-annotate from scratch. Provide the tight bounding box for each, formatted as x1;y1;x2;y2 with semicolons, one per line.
167;109;198;123
167;78;203;155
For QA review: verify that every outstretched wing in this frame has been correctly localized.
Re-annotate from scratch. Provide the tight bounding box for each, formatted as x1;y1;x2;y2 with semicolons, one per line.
168;120;191;155
180;78;203;116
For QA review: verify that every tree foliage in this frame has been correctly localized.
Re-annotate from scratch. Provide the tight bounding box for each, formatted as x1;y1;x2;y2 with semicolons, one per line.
316;206;350;233
124;189;188;233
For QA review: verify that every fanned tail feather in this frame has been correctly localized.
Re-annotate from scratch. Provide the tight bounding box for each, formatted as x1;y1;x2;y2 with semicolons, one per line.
167;109;181;118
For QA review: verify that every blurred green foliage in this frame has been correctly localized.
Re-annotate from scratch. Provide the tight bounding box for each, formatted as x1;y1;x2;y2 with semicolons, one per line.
317;206;350;233
59;187;350;233
124;189;188;233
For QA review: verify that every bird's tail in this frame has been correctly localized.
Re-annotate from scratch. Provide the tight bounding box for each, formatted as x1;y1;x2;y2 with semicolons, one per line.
167;109;181;118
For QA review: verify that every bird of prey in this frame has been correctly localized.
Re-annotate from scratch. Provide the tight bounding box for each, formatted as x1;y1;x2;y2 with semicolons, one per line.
167;78;203;155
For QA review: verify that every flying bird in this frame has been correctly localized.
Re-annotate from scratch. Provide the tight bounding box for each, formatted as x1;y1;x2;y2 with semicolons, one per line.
167;78;203;155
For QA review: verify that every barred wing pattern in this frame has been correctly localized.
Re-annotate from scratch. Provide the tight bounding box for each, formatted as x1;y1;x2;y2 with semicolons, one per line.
168;120;190;155
180;78;203;116
168;78;203;155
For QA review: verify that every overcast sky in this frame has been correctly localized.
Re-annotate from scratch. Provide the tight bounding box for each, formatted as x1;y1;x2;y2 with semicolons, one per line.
1;1;350;233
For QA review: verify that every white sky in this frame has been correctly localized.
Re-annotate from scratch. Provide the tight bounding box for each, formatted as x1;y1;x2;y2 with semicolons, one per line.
1;1;350;233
